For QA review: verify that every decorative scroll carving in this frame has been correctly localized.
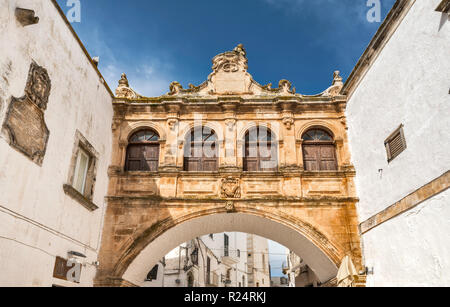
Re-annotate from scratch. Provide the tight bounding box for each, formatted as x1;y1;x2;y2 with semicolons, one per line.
2;61;51;166
212;44;248;73
225;119;236;131
282;117;294;130
321;71;344;97
167;118;178;131
220;177;241;199
168;81;183;96
115;73;142;99
278;80;296;95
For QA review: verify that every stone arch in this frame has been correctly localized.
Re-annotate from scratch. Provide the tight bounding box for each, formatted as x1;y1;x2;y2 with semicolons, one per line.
178;121;225;143
297;121;340;141
121;121;167;143
237;121;283;142
110;207;344;287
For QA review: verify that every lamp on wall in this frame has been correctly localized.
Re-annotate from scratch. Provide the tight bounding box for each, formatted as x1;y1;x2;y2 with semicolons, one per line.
68;251;87;258
191;248;199;266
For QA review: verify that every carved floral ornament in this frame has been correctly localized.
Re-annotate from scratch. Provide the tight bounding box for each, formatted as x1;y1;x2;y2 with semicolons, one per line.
115;45;345;99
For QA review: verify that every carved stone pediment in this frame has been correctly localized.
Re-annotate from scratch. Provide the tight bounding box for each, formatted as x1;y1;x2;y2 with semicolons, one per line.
220;177;241;199
2;61;51;166
119;45;346;101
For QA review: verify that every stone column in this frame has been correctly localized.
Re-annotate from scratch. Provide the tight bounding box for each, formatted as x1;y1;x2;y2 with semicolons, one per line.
280;101;298;170
220;99;239;171
161;101;181;171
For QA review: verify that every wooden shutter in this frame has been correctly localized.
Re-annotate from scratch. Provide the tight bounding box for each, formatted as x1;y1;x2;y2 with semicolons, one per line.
303;145;320;171
143;144;160;171
53;257;76;281
385;125;407;162
184;142;218;171
303;144;337;171
126;144;159;171
126;145;144;171
319;145;338;171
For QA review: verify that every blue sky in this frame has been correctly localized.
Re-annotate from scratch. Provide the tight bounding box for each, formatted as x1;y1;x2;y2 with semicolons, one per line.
57;0;396;97
55;0;395;279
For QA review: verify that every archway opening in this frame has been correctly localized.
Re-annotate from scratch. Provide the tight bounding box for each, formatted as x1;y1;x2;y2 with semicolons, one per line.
121;213;338;287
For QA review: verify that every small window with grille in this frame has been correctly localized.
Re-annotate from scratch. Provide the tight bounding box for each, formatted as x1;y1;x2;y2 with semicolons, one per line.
385;125;407;163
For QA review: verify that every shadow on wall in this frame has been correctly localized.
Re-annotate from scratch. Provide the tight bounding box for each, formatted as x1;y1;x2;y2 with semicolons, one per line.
438;12;449;31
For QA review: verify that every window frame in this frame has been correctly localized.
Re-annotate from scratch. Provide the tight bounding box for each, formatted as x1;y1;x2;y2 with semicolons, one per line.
73;148;90;195
243;126;278;172
183;127;219;172
302;128;338;172
64;130;99;211
125;129;161;172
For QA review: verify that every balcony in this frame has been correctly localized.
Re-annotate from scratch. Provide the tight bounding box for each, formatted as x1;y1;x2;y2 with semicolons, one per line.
220;249;240;266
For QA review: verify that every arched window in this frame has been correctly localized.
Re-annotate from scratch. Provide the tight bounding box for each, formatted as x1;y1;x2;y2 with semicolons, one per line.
125;129;160;171
302;128;337;171
187;272;194;287
243;126;278;172
184;127;218;172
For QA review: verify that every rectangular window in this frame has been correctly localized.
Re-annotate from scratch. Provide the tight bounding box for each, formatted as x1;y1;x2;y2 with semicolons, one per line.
224;234;229;257
385;125;407;162
63;130;100;211
73;148;90;194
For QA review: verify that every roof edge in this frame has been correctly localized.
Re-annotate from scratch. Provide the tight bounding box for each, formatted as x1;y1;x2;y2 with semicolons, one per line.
49;0;114;98
341;0;416;99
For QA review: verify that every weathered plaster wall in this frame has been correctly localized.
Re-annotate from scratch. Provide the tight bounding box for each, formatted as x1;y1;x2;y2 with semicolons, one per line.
0;0;113;286
364;190;450;287
346;0;450;286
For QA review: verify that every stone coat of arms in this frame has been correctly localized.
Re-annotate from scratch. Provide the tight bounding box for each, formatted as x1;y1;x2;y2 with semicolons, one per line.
220;177;241;199
2;61;51;166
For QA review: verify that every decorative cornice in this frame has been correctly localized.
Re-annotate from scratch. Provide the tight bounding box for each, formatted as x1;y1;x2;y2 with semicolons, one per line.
359;171;450;235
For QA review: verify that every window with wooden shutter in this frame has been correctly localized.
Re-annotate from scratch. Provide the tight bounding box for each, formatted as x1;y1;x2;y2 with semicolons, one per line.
385;125;407;163
302;129;338;171
243;127;278;172
53;256;80;282
125;130;160;171
184;127;219;172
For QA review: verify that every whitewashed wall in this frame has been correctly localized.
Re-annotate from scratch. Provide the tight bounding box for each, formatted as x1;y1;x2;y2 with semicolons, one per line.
0;0;113;286
346;0;450;286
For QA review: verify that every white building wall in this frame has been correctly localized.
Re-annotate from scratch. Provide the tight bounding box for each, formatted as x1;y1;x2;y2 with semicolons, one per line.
249;234;270;287
346;0;450;286
0;0;113;286
364;190;450;287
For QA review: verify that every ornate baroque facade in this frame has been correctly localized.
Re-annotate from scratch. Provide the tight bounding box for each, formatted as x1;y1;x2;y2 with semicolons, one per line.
96;45;362;286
